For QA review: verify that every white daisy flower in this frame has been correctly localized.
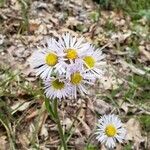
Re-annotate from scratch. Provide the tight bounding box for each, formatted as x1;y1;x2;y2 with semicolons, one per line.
82;45;105;77
96;114;126;149
44;77;72;100
66;62;95;98
30;38;66;80
57;33;90;64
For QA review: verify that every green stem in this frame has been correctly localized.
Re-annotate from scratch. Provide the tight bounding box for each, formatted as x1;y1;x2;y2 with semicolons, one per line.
45;98;56;120
54;99;68;150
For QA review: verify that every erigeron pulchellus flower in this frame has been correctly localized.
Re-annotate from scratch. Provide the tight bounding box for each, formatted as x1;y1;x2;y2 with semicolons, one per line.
96;114;126;149
30;32;106;100
57;33;90;63
66;62;95;98
30;38;66;80
82;45;105;77
44;77;72;100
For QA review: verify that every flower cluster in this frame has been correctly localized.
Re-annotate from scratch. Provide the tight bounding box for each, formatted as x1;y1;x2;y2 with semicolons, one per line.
30;33;126;149
96;114;126;149
30;33;104;99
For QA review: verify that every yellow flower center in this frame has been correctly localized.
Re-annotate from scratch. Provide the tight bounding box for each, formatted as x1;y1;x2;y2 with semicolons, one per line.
105;124;117;137
83;56;95;68
71;72;83;85
52;79;65;90
66;49;78;60
45;53;58;66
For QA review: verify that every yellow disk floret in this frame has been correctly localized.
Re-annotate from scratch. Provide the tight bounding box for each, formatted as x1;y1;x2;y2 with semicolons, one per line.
105;124;117;137
52;79;65;90
45;53;58;66
83;56;95;68
66;49;78;60
71;72;83;85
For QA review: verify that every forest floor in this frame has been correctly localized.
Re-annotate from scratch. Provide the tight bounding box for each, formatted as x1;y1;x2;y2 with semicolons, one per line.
0;0;150;150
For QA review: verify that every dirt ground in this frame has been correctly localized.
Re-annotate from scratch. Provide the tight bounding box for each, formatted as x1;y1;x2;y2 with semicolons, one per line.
0;0;150;150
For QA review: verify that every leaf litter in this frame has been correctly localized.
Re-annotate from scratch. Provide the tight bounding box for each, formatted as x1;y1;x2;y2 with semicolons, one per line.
0;0;150;149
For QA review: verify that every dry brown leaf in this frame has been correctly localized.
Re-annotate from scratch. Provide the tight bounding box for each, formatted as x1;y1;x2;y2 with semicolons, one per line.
125;118;145;149
29;123;36;138
118;99;129;114
11;0;21;11
139;45;150;60
31;1;48;11
77;107;91;136
116;144;124;150
99;71;123;90
29;23;40;33
35;24;47;35
74;137;85;150
146;44;150;51
85;97;96;129
63;118;72;131
62;113;81;136
111;31;131;43
0;136;7;150
101;144;107;150
0;34;5;45
25;109;38;121
119;59;150;77
120;103;129;114
18;133;30;148
40;124;49;141
11;101;31;114
94;99;112;115
66;16;81;27
38;109;48;135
